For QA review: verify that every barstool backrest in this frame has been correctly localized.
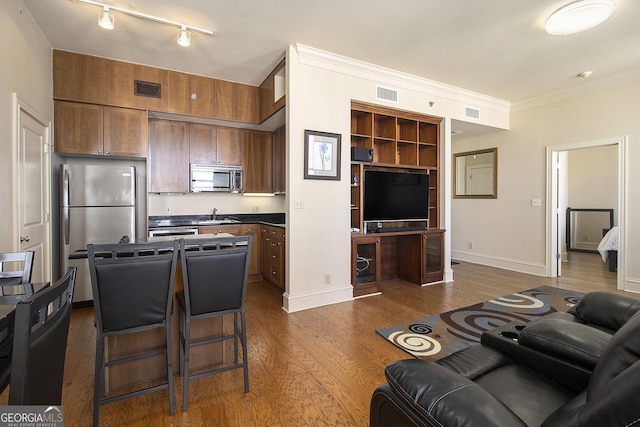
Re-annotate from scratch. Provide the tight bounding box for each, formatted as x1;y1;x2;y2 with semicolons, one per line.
180;236;252;317
88;241;179;333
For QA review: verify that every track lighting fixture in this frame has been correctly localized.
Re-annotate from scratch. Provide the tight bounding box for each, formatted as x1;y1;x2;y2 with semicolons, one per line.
177;26;191;47
98;6;114;30
74;0;216;46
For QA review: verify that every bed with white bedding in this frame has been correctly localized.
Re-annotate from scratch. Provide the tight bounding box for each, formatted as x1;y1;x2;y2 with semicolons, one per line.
598;226;618;272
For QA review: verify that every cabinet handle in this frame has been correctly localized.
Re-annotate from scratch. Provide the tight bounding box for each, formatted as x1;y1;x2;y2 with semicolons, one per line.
20;235;30;243
98;150;102;154
105;151;110;155
272;254;276;259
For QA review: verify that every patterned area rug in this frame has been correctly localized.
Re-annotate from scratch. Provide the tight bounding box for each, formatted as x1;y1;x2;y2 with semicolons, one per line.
376;285;585;360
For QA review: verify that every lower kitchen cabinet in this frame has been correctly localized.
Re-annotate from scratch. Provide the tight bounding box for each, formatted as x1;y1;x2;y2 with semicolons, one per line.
239;224;261;276
261;225;285;291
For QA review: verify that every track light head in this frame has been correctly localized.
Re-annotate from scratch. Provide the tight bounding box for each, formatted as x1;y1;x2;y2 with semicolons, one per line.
177;26;191;47
98;6;114;30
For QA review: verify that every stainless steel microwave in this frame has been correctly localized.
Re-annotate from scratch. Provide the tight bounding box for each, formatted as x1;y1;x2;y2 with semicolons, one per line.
190;164;242;192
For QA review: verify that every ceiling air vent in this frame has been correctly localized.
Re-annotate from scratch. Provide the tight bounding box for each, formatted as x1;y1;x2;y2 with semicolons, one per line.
134;80;162;98
376;86;398;102
465;106;480;119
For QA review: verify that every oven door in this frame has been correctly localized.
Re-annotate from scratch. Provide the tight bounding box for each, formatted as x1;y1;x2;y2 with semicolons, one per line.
148;227;199;237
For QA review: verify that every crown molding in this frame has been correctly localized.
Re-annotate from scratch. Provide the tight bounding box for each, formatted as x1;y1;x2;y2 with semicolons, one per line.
295;44;510;114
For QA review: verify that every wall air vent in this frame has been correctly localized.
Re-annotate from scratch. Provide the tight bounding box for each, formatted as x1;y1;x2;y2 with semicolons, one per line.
134;80;162;98
465;106;480;120
376;86;398;102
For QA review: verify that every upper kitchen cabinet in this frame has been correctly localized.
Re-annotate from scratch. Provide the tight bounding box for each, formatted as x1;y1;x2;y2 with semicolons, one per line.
167;71;214;117
189;124;242;166
148;119;190;193
213;80;260;124
259;58;286;123
54;101;148;158
242;130;273;193
53;50;169;112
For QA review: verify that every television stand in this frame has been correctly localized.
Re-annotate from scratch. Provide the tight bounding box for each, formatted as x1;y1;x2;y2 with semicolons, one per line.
351;229;445;297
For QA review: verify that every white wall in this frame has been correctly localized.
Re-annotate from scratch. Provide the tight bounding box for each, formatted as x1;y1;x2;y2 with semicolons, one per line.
0;1;52;252
285;44;510;312
452;82;640;293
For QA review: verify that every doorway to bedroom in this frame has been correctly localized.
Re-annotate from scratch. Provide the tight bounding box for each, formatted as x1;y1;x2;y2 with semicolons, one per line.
546;136;626;291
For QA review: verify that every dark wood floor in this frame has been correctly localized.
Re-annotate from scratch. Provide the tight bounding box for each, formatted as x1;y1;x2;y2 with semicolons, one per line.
0;252;621;426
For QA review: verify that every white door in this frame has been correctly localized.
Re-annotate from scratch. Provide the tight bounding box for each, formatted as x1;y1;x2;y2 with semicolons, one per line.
15;96;51;284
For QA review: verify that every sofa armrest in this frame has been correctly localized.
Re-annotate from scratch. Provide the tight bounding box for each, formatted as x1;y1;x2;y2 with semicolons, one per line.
383;359;528;427
571;291;640;331
519;318;611;370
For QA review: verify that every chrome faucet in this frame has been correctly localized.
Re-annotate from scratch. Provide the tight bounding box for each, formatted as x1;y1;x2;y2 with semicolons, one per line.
212;208;217;219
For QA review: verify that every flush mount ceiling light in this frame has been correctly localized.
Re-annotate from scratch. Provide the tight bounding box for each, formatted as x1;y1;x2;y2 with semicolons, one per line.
545;0;615;36
74;0;216;46
98;6;114;30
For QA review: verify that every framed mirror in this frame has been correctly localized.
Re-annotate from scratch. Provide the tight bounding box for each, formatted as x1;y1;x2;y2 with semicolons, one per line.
453;148;497;198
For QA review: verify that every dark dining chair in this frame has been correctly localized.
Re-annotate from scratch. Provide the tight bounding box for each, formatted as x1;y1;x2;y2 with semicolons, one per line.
0;251;35;304
0;267;76;403
87;241;178;427
178;236;252;411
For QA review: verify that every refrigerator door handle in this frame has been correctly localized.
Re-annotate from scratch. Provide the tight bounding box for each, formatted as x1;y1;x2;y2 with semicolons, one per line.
62;166;70;207
62;206;70;245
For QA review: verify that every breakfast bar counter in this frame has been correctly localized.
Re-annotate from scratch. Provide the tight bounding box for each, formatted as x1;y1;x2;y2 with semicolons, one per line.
104;234;232;394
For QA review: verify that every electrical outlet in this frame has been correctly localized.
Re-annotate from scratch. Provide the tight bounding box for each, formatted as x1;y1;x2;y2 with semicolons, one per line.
294;199;303;209
468;242;473;249
324;273;331;284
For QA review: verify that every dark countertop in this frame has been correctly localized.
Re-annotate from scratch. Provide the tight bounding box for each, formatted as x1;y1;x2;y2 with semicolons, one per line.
148;213;285;228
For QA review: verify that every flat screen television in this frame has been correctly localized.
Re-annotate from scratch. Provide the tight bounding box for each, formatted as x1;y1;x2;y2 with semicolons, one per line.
363;170;430;222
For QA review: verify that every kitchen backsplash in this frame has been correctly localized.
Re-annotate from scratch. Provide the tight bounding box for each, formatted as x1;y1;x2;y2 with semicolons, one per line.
148;192;285;216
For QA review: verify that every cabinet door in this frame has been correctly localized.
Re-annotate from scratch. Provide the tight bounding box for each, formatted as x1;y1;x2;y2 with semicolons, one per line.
216;127;243;166
272;125;286;193
198;225;240;235
422;232;444;283
148;119;190;193
351;235;381;297
54;101;103;155
189;123;218;164
103;106;148;157
242;130;273;193
213;79;259;124
168;71;214;117
239;225;261;275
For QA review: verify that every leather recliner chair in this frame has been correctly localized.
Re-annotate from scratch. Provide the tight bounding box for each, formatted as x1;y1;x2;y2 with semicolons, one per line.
370;292;640;427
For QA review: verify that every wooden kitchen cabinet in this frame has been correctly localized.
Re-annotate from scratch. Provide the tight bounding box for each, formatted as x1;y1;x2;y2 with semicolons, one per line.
239;224;261;276
148;119;190;193
198;224;240;236
189;123;244;166
272;125;286;193
243;130;273;193
54;101;147;157
213;79;260;124
261;225;285;291
168;71;214;117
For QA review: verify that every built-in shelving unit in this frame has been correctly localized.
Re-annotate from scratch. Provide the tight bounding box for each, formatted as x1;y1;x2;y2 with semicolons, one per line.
349;101;444;296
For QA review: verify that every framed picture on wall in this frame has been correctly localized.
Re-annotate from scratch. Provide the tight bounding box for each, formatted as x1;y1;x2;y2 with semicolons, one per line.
304;129;341;180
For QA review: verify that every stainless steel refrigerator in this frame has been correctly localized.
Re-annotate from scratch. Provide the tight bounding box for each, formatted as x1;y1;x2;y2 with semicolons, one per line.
60;164;136;303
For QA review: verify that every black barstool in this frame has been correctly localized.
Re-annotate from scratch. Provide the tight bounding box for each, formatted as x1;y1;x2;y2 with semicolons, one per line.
88;241;178;427
177;236;252;411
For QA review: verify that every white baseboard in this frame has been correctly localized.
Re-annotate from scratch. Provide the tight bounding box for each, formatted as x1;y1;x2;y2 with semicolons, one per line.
451;250;547;276
282;285;354;313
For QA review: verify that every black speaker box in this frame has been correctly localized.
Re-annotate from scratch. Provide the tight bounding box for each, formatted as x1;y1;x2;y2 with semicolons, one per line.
351;147;373;162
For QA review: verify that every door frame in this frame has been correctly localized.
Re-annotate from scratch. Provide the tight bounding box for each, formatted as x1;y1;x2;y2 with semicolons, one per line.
545;136;626;290
13;93;53;282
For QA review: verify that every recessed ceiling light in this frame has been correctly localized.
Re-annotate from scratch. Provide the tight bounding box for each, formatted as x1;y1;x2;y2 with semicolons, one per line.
545;0;615;36
578;71;593;78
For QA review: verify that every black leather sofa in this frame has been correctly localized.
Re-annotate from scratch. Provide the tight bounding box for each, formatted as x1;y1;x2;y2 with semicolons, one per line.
370;291;640;427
